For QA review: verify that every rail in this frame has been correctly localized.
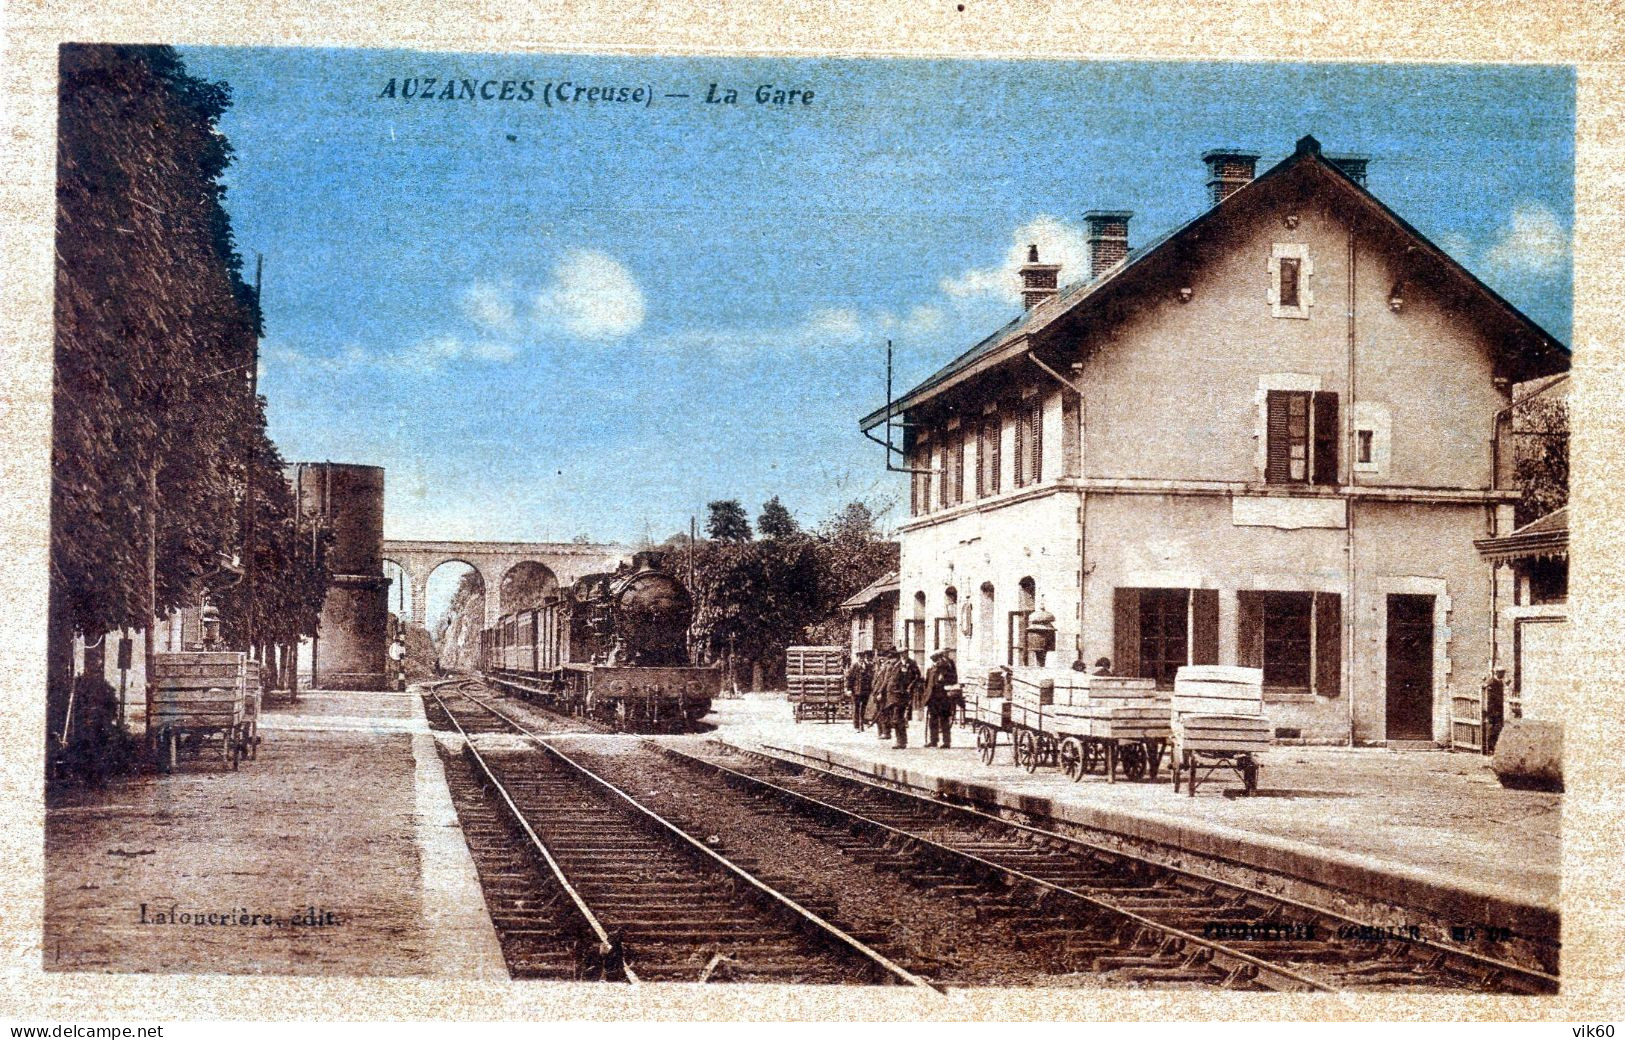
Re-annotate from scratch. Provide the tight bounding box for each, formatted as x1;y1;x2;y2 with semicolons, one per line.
751;742;1560;994
429;687;638;984
440;687;938;992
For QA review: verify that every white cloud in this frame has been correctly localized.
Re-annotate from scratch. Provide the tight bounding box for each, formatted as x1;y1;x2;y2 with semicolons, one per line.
804;307;867;346
1485;202;1568;279
645;300;947;359
533;248;646;340
940;216;1093;304
461;280;518;335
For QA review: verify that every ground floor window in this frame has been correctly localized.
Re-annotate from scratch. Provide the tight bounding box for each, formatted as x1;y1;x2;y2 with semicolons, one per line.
1112;587;1219;686
1007;611;1030;666
905;618;926;669
1138;588;1189;686
1237;589;1341;697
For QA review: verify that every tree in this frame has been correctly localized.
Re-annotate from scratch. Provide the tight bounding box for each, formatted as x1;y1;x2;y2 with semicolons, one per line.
757;496;801;540
705;499;752;542
435;571;486;671
1512;395;1568;527
51;46;300;749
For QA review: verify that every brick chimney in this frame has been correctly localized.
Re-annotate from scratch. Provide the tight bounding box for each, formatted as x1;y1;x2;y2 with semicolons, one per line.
1327;153;1369;186
1202;148;1260;206
1018;243;1061;309
1084;211;1132;280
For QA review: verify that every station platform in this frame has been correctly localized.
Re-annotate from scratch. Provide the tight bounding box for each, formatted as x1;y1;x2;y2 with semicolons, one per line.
43;688;506;978
706;693;1561;943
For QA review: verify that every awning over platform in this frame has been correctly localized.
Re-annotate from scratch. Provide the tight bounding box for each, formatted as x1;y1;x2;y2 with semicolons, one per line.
1475;506;1568;564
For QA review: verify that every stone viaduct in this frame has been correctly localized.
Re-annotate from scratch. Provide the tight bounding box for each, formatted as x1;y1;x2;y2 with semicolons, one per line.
380;539;632;629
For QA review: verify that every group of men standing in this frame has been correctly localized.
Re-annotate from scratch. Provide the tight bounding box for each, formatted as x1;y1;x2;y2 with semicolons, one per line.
845;646;961;750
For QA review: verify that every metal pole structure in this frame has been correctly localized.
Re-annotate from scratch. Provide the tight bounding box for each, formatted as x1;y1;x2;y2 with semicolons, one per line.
244;254;262;659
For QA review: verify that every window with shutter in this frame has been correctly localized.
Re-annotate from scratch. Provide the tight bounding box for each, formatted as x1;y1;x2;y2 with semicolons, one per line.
1236;591;1264;668
1265;390;1339;485
988;416;1002;493
1136;588;1188;686
974;422;986;498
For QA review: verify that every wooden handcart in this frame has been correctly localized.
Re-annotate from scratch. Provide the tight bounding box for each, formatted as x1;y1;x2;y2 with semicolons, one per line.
1169;666;1271;796
786;645;850;724
1006;673;1175;782
966;671;1014;765
149;652;248;773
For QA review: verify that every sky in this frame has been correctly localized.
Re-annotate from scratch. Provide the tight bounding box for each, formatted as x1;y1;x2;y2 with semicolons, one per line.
178;50;1575;555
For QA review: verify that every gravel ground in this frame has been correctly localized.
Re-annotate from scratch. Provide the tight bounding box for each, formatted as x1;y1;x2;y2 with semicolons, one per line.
551;735;1140;988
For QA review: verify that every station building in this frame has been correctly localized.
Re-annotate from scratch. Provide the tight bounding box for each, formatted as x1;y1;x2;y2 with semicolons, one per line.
860;136;1569;747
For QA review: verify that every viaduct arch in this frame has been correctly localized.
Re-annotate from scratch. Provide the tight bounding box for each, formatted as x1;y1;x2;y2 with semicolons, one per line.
381;539;632;630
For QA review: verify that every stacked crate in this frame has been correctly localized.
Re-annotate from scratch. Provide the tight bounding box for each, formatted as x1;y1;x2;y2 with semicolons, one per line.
1057;677;1170;741
1171;665;1270;755
967;670;1011;729
786;645;847;721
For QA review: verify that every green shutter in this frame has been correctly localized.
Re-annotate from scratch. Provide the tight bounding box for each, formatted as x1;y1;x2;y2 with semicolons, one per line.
1265;391;1293;483
1315;591;1341;697
1237;591;1264;669
1191;588;1219;666
1313;391;1340;486
1113;587;1140;678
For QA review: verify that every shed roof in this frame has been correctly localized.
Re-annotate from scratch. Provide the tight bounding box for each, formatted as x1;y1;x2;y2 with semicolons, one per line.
1474;506;1568;563
838;570;899;611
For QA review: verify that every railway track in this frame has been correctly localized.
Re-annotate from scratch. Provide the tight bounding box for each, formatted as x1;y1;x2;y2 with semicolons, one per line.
428;682;1556;992
663;742;1561;994
426;685;933;987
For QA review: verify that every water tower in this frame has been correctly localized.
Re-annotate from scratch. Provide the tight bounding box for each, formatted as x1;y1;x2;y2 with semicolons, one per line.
291;462;390;690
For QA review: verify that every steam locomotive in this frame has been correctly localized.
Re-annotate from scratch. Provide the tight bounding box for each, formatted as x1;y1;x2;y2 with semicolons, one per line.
479;551;718;731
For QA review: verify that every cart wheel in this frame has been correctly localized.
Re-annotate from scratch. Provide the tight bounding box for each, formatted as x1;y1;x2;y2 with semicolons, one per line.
1242;756;1258;795
1016;729;1039;773
1059;737;1085;781
1120;742;1148;781
976;725;996;765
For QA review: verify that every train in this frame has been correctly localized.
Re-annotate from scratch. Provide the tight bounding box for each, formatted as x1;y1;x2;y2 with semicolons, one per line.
479;550;719;731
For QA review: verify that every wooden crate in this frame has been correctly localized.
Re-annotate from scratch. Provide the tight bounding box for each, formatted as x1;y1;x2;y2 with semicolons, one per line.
1174;712;1272;753
1172;665;1264;717
786;645;845;674
787;674;846;702
152;654;245;723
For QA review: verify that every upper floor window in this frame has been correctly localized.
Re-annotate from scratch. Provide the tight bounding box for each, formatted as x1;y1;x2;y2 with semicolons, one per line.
978;413;1001;497
1014;398;1043;488
908;429;931;516
1268;243;1314;318
1265;389;1338;486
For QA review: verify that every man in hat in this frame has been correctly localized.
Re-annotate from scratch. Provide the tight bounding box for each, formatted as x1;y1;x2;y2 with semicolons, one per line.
846;649;874;731
871;646;909;747
924;649;960;748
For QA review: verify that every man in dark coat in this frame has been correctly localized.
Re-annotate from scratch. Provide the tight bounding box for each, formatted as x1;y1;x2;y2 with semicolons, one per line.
871;647;911;748
846;650;874;731
924;649;960;748
895;651;923;724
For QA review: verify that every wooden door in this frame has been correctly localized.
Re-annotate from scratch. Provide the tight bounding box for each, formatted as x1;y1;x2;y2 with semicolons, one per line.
1385;594;1435;741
